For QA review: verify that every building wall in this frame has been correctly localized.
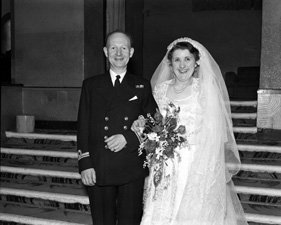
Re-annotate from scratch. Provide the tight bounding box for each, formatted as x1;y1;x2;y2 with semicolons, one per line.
257;1;281;130
1;1;263;130
14;0;84;87
142;0;262;80
22;87;80;121
1;85;23;133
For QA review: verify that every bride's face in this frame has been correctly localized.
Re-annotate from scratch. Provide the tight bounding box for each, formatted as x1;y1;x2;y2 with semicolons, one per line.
171;49;196;82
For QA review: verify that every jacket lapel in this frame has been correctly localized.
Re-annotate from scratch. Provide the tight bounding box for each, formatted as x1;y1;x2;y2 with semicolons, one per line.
96;72;115;104
107;73;136;111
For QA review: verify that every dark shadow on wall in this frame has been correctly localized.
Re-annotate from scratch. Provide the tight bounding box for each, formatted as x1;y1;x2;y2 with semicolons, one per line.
225;66;260;100
1;12;11;84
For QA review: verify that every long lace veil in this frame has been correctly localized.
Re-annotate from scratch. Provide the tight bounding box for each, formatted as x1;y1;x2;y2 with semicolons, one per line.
151;37;248;224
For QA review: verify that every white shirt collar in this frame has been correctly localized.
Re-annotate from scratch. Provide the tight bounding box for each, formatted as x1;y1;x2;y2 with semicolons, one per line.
109;69;126;85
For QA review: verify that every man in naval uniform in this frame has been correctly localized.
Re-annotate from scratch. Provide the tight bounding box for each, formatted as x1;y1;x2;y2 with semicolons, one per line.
77;30;157;225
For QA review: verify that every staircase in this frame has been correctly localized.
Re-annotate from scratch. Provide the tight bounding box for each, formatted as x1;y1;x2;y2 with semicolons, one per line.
0;130;91;225
1;100;281;225
230;101;281;224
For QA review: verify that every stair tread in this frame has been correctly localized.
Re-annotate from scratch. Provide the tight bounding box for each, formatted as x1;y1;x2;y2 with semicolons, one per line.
239;192;281;205
2;138;77;152
240;159;281;166
0;202;92;225
241;202;281;217
237;137;281;145
231;107;257;113
233;120;256;127
238;142;281;149
1;159;78;172
233;177;281;190
1;145;77;153
6;129;77;135
2;100;281;224
233;123;257;127
0;179;87;197
234;172;281;179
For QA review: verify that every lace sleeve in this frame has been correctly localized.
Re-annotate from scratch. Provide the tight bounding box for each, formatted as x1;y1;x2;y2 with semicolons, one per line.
153;80;169;106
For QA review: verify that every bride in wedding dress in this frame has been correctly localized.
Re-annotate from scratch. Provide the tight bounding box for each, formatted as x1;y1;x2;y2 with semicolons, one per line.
134;37;248;225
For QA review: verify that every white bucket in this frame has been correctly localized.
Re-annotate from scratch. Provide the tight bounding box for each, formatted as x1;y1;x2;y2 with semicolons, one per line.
16;115;35;133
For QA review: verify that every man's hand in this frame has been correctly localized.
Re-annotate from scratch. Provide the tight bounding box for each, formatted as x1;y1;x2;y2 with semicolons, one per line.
81;168;96;186
105;134;127;152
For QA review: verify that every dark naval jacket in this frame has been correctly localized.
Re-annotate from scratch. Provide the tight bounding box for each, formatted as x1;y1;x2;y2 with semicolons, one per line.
77;71;157;186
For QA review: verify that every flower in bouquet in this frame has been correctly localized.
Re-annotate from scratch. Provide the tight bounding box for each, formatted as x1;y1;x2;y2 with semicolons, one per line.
138;102;188;189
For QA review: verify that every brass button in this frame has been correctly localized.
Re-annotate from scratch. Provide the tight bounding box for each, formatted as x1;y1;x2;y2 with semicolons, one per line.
104;136;108;139
105;117;109;121
105;145;108;149
124;117;128;121
104;126;108;130
123;126;127;130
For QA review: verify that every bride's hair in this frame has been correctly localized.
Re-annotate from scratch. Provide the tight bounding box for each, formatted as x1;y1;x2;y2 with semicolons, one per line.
167;42;200;62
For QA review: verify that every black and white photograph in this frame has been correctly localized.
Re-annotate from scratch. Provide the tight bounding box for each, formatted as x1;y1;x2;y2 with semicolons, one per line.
1;0;281;224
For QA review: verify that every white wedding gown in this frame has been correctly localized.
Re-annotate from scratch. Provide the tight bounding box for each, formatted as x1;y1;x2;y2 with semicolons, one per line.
141;78;247;225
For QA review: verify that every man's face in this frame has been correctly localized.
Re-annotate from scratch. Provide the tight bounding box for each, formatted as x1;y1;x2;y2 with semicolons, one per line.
103;32;134;72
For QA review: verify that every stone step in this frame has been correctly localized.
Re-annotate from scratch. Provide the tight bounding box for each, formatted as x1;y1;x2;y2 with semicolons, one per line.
231;106;257;113
232;113;257;119
1;154;78;172
2;160;280;180
242;203;281;219
244;209;281;225
238;144;281;166
0;177;87;198
2;211;278;225
235;133;261;143
3;142;280;165
0;184;90;224
230;101;258;107
1;158;78;173
1;147;77;157
4;126;260;142
1;186;280;225
5;131;77;142
5;153;278;175
237;185;281;205
1;169;277;203
1;177;280;203
1;173;80;190
241;157;281;166
2;142;281;154
2;101;281;225
233;127;258;133
1;211;280;225
238;144;281;153
0;205;92;225
0;186;88;205
232;119;256;127
0;198;90;218
2;127;260;145
233;172;281;190
2;137;77;151
235;185;281;198
240;192;281;207
1;141;281;193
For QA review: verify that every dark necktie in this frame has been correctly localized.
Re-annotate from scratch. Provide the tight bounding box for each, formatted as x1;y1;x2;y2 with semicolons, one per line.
114;75;121;88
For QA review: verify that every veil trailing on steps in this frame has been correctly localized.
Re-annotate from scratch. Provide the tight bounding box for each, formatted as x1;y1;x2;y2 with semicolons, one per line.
150;37;248;224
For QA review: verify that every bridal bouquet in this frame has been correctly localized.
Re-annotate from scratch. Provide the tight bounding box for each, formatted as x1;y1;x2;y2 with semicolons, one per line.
138;102;187;188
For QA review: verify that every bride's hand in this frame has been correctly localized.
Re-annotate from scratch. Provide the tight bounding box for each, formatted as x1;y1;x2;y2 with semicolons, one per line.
131;116;146;133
